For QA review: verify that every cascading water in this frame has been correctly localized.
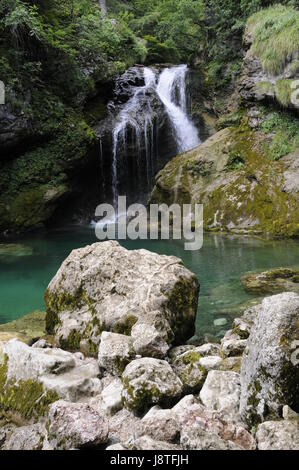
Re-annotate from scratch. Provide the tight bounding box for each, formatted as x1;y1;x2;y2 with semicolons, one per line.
111;68;156;208
109;64;200;210
156;65;200;153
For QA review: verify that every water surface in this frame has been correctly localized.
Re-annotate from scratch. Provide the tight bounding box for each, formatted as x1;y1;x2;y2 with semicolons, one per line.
0;227;298;337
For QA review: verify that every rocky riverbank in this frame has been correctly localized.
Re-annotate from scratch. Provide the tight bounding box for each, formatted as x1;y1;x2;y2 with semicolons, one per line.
0;242;298;451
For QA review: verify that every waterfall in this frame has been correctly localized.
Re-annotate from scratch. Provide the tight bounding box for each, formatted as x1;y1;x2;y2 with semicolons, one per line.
156;65;200;153
111;68;156;208
110;64;200;209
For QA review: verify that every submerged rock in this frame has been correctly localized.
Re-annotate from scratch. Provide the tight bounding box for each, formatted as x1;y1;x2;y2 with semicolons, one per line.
241;267;299;295
121;357;183;413
45;241;199;357
48;400;109;449
0;311;46;346
0;243;33;257
240;292;299;426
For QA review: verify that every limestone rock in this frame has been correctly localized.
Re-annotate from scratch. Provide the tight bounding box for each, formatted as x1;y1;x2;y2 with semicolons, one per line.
2;424;46;450
220;338;247;357
108;409;142;444
45;241;199;356
200;370;241;422
2;340;102;411
101;378;123;415
241;268;299;295
240;293;299;426
172;395;256;450
171;349;207;393
256;420;299;450
140;406;180;443
131;311;173;358
122;357;183;413
48;400;109;449
127;436;181;451
196;343;221;357
199;356;222;371
98;332;135;376
149;127;299;238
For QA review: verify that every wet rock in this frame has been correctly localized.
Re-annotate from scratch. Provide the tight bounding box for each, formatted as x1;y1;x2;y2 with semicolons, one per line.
171;349;207;393
45;241;199;356
139;406;180;443
200;370;241;422
240;293;299;426
149;127;299;238
0;243;33;257
241;268;299;295
98;332;135;376
122;357;183;413
2;423;46;450
214;318;227;327
256;420;299;450
48;400;109;450
0;311;46;346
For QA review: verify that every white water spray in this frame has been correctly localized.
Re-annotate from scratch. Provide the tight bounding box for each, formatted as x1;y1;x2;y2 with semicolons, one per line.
111;64;200;209
156;65;200;153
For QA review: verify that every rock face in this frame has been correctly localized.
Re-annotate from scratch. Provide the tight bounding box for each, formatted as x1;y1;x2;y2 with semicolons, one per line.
1;339;102;420
122;357;183;413
48;400;109;449
45;241;199;356
240;292;299;426
238;7;299;113
150;127;299;238
241;268;299;295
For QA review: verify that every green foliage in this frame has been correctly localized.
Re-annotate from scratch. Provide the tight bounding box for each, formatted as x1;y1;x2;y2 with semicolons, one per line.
260;108;299;160
247;5;299;74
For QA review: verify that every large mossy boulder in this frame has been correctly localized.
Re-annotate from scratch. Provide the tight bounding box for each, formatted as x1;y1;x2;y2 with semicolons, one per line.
242;267;299;295
240;292;299;426
150;126;299;237
45;241;199;357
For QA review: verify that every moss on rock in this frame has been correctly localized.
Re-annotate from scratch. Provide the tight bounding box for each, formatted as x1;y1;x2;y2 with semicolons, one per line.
0;357;58;421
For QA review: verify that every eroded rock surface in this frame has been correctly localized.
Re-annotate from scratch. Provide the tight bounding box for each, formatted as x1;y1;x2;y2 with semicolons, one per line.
45;241;199;356
240;292;299;426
